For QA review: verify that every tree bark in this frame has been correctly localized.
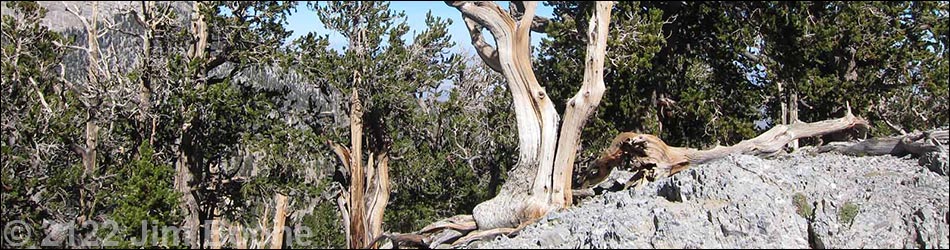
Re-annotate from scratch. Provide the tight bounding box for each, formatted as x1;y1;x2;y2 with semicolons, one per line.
446;0;614;230
83;108;99;177
133;1;159;144
347;86;367;249
789;92;799;150
209;208;222;249
233;222;247;249
174;127;200;248
337;189;352;248
175;2;208;247
365;152;390;249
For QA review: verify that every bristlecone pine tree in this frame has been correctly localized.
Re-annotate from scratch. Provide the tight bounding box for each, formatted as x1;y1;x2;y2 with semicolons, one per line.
375;1;942;248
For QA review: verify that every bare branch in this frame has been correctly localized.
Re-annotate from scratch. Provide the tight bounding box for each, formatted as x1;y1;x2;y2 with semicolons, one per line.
551;1;614;208
462;17;502;72
516;1;538;34
52;40;90;53
62;2;92;32
446;1;513;34
28;77;53;114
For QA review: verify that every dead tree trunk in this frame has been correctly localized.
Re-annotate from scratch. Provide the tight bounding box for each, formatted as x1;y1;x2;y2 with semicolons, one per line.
444;0;613;231
58;2;111;227
789;92;799;150
206;193;289;249
130;1;170;146
330;73;392;249
59;1;104;180
817;129;948;157
347;85;367;249
268;193;290;249
578;105;870;189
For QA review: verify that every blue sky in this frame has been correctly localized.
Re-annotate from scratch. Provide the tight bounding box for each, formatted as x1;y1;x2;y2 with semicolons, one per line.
284;1;554;53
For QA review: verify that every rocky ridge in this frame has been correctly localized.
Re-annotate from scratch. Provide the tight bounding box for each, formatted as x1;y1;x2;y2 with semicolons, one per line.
472;148;950;249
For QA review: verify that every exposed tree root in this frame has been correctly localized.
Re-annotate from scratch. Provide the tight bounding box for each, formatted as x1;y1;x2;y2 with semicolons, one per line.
419;215;478;233
371;233;430;249
452;227;517;246
374;212;542;248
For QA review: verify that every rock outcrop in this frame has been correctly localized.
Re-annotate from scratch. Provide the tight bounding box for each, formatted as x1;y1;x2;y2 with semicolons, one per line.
472;150;950;249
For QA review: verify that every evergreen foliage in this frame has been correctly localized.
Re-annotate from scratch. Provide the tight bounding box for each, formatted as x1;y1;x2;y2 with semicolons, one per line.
1;1;946;249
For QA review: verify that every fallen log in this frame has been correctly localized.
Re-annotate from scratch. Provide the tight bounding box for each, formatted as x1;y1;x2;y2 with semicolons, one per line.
577;105;870;189
817;129;948;157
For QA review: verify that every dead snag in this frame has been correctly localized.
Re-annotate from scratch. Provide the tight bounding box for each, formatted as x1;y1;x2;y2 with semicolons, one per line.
330;73;392;249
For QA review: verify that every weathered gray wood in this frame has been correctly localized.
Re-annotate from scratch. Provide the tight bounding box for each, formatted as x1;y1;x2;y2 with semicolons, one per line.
330;77;392;248
582;107;871;189
446;0;614;231
818;130;948;157
686;106;869;166
551;1;613;208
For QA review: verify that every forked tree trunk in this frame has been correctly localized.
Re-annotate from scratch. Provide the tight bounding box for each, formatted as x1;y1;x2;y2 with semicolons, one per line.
445;0;614;230
330;74;392;249
579;105;871;189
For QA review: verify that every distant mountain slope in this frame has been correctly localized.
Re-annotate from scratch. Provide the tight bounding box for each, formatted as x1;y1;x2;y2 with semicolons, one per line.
3;1;190;32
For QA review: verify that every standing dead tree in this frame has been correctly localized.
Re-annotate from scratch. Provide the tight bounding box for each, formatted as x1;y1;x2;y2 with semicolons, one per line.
329;73;392;249
207;192;290;249
55;1;140;229
123;1;179;146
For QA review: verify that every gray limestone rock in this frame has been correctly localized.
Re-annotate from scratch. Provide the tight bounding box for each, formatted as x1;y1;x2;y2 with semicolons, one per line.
472;152;949;249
